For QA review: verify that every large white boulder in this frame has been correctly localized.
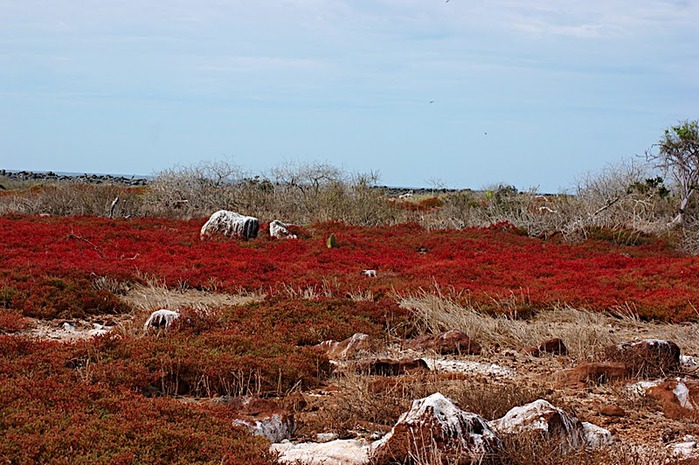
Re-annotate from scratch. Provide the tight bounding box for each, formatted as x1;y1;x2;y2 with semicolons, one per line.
371;393;501;464
200;210;259;240
489;399;612;449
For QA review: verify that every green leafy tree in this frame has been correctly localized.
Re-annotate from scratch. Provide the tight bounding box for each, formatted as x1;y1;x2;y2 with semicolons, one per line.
646;120;699;226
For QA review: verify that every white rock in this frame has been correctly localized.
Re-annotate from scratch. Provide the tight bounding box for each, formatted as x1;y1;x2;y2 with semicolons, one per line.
422;358;515;378
269;220;297;239
490;399;611;450
681;355;699;369
88;323;111;337
143;309;180;331
674;380;693;409
490;399;576;436
234;414;293;443
360;269;377;277
625;379;663;397
669;435;699;459
271;439;370;465
200;210;259;240
62;322;75;332
581;421;613;448
371;393;500;461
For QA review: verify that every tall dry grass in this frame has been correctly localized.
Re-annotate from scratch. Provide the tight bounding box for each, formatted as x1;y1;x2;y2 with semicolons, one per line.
398;291;619;360
398;290;699;361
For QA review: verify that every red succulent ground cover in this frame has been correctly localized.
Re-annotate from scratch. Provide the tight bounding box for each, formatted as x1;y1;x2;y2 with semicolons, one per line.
1;214;698;321
0;336;275;464
2;214;699;462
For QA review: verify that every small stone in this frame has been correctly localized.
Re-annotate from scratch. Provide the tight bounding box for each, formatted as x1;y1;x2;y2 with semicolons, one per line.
404;330;481;355
599;405;626;417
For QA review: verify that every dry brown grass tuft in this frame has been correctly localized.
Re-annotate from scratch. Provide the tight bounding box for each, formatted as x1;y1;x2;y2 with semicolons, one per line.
121;281;265;314
496;434;671;465
399;291;699;363
399;292;618;360
116;279;265;335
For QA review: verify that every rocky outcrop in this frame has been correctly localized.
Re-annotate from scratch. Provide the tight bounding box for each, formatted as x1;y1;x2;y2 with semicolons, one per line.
354;357;429;376
554;362;628;387
421;358;515;378
522;337;568;357
272;439;370;465
371;393;501;464
143;309;179;332
647;378;699;420
231;396;294;443
270;396;612;465
0;169;149;186
200;210;259;240
606;339;681;378
318;333;377;360
489;399;612;450
269;220;297;239
404;330;481;355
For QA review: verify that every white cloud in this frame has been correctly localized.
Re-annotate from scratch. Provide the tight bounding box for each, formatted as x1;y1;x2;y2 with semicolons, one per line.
477;0;698;38
193;56;322;73
1;0;695;42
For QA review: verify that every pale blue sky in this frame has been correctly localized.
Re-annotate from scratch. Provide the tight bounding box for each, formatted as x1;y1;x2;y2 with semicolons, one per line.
0;1;697;192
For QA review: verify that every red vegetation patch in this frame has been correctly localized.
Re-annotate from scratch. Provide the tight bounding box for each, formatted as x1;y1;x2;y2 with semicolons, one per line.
0;336;275;464
0;271;131;319
392;196;444;212
3;213;699;461
1;214;698;321
0;309;31;333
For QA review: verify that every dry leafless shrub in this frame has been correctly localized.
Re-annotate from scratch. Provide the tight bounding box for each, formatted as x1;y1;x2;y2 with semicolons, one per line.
91;275;131;295
427;185;573;236
421;160;677;243
676;215;699;254
0;183;142;217
138;160;402;225
563;160;676;241
139;160;245;218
